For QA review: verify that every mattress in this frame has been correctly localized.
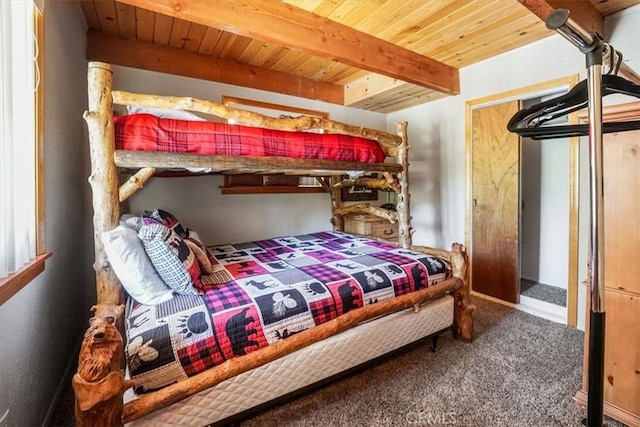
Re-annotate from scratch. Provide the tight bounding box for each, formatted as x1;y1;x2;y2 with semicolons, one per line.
125;294;454;426
125;232;451;393
114;114;386;163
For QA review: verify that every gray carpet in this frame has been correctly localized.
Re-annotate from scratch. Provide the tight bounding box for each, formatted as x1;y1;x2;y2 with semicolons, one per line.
521;278;567;307
49;297;625;427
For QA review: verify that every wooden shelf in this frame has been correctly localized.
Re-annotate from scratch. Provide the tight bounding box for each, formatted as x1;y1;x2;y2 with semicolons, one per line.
220;186;325;194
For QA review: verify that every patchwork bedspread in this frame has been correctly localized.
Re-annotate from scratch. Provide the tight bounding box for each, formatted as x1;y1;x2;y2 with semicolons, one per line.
126;231;450;393
114;114;387;163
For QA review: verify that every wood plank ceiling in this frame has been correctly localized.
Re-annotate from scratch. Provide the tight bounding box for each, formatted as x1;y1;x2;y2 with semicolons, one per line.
80;0;639;113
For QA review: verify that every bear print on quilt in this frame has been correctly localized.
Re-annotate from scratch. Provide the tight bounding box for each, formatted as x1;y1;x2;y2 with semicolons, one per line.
125;231;450;393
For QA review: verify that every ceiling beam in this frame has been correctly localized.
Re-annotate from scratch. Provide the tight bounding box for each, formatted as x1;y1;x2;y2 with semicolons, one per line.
517;0;604;36
86;31;344;105
115;0;460;96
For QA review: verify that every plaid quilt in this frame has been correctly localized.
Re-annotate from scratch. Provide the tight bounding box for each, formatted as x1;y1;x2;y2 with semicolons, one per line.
125;231;450;393
114;114;386;163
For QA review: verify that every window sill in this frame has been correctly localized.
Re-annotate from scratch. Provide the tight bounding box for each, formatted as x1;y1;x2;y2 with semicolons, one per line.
0;252;52;306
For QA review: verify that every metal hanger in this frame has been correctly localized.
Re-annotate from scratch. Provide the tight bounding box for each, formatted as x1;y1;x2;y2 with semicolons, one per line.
507;74;640;139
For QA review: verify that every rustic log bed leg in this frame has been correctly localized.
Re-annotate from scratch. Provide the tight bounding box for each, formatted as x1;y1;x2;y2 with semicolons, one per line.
450;243;474;342
412;243;475;342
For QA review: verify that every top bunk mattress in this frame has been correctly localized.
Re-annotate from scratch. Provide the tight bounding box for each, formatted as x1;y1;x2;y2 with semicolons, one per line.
125;231;451;394
114;114;387;163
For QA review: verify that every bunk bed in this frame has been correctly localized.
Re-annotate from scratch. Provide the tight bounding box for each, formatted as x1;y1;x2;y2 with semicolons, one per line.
76;61;475;427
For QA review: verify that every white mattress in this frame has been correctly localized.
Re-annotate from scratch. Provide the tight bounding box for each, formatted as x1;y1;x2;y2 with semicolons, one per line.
125;294;454;426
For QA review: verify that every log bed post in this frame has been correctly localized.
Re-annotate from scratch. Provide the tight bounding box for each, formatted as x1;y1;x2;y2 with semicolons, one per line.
395;121;412;248
83;61;122;307
330;175;345;231
79;61;127;426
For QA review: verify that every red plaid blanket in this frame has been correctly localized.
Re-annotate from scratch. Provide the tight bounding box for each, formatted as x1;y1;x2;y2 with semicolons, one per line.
114;114;386;163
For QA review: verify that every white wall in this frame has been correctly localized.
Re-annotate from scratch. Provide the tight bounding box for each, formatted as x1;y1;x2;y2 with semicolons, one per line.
387;5;640;329
0;1;91;426
537;138;570;287
112;65;387;245
521;138;542;281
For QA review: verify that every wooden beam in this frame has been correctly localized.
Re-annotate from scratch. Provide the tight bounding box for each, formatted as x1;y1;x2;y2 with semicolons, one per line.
344;74;406;107
86;31;344;105
517;0;604;36
114;0;460;95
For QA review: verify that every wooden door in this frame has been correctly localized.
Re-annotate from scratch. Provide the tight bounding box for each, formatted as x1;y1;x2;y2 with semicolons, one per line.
471;101;521;303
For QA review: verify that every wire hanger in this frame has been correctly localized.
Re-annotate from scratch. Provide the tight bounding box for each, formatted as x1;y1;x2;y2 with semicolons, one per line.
507;74;640;139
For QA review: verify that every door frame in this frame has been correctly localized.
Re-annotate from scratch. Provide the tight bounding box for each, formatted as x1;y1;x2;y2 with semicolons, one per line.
465;74;580;326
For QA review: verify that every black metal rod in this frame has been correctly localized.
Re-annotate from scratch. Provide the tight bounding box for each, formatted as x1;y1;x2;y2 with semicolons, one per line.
587;311;606;426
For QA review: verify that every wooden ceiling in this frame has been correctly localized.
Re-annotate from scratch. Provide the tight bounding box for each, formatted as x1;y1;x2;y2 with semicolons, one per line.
80;0;640;113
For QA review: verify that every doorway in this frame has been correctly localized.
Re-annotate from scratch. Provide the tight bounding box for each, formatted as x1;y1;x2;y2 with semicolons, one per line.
520;95;570;317
465;76;580;326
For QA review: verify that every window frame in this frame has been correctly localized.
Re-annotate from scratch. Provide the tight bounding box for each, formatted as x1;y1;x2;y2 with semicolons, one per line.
0;5;50;306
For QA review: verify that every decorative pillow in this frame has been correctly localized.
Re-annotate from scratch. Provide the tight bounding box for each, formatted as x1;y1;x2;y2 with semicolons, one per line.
101;225;173;305
138;222;202;294
126;105;206;121
184;231;213;275
145;209;188;239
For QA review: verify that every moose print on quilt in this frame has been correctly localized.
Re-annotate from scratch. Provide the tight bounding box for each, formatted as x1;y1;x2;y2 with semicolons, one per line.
125;231;450;393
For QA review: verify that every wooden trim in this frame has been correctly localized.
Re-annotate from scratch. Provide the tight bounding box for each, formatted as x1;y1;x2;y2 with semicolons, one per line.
567;105;580;328
578;100;640;122
87;31;344;105
0;252;52;306
114;0;460;95
35;7;45;255
221;96;329;119
122;275;463;422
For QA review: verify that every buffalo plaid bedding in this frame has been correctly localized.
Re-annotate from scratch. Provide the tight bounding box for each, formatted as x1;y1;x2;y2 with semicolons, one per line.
125;231;450;393
114;114;386;163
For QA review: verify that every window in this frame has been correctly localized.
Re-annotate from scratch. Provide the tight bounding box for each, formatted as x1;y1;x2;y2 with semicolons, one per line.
0;1;49;305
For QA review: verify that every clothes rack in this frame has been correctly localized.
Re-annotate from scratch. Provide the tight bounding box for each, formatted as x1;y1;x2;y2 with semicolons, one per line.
508;8;640;427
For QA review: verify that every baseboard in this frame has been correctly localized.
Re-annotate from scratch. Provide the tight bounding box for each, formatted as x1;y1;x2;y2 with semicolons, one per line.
471;291;567;324
574;389;640;427
41;333;83;427
518;295;566;324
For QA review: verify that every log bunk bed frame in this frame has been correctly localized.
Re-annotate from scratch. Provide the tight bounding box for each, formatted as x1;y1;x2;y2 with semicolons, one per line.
77;61;475;426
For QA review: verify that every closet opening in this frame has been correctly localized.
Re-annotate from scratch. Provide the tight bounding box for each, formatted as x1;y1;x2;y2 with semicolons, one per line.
519;94;569;321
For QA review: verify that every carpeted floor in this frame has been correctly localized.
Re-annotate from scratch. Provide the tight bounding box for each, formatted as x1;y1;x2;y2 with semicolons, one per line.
521;278;567;307
49;297;625;427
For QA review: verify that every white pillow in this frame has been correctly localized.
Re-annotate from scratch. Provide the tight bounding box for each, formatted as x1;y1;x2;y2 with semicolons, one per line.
120;213;143;231
126;105;206;121
101;225;174;305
